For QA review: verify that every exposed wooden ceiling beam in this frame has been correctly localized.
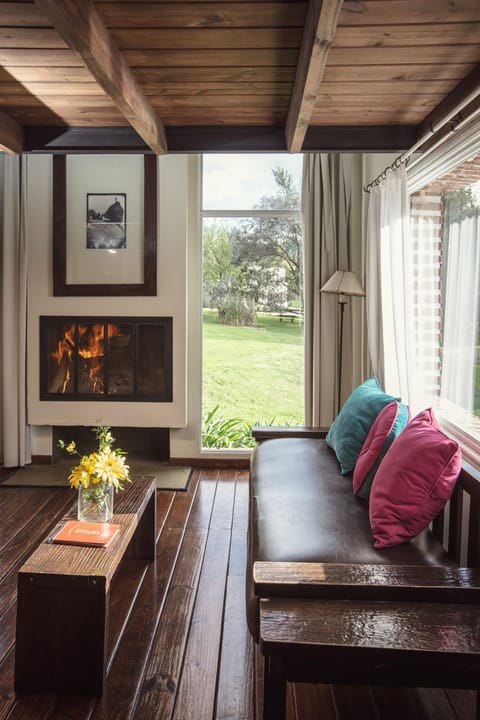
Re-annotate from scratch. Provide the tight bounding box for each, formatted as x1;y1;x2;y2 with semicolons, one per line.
0;109;24;154
33;0;167;154
23;124;417;154
286;0;343;153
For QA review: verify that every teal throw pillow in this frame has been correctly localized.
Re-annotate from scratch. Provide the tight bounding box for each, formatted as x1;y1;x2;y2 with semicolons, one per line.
326;377;399;475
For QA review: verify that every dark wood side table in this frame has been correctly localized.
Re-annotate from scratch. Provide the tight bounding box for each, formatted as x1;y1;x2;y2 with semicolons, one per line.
14;476;156;696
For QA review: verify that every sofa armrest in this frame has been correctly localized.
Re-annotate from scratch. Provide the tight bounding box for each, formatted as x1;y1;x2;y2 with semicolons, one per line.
252;426;329;442
253;561;480;603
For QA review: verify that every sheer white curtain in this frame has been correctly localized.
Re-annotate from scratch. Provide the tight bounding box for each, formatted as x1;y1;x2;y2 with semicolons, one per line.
441;211;480;420
302;153;360;426
1;154;31;467
366;165;416;404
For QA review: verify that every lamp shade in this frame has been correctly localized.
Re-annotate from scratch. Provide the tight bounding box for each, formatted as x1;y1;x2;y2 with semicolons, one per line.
321;270;365;297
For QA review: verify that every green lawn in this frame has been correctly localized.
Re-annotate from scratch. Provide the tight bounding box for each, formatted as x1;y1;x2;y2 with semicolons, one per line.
202;309;304;427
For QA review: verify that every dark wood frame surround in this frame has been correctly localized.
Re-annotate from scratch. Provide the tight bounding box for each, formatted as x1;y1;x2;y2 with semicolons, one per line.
52;153;157;297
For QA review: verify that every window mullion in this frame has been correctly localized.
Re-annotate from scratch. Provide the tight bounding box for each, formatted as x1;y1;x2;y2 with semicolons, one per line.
201;209;301;219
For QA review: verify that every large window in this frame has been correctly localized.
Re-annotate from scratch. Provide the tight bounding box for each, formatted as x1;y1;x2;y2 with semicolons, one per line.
201;154;304;449
410;160;480;458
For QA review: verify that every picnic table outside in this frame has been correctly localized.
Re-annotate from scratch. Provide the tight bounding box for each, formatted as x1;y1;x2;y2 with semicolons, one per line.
278;309;304;322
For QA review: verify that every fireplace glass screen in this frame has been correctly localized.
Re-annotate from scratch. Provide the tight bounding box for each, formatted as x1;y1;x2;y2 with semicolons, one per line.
40;316;172;401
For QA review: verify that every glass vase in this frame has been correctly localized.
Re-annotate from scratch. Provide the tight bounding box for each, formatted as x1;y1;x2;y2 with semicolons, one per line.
77;482;114;523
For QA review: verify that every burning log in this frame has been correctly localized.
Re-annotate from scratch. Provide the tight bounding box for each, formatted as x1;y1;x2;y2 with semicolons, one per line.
48;354;72;394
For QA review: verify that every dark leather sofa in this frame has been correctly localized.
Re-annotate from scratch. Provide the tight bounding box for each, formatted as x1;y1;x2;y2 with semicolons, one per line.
246;435;455;642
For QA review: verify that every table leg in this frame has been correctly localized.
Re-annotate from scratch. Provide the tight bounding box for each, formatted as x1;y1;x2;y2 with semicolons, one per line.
263;656;286;720
15;572;107;695
127;485;156;562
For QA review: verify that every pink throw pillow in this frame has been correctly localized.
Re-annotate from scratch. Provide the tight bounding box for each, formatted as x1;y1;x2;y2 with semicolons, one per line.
369;408;462;549
353;400;409;499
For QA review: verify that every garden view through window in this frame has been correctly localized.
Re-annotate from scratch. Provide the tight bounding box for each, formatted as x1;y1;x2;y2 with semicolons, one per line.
201;154;304;449
411;159;480;452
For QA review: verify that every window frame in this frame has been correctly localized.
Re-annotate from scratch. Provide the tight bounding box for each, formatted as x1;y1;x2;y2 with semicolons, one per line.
199;153;304;451
409;170;480;466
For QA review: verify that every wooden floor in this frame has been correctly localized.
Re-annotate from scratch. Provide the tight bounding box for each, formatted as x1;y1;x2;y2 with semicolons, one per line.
0;469;476;720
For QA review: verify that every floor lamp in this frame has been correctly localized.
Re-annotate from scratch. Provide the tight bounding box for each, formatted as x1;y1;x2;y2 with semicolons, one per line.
321;270;366;413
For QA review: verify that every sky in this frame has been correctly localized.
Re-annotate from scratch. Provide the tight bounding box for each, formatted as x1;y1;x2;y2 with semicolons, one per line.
202;153;303;210
203;154;480;208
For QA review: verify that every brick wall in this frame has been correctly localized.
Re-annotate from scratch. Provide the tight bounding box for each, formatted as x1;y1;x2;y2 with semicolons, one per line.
410;189;443;405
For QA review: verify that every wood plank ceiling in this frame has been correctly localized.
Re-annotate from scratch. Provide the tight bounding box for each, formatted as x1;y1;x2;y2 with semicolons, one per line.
0;0;479;154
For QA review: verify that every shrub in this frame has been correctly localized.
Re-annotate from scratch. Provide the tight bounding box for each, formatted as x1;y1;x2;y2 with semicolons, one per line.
202;405;256;449
217;296;257;326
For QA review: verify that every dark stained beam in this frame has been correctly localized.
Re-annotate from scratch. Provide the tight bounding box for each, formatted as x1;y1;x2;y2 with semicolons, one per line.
23;124;418;154
303;125;418;153
24;126;150;153
285;0;343;153
0;109;24;154
33;0;167;154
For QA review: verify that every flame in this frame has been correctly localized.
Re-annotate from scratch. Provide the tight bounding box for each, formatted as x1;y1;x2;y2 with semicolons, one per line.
50;324;75;393
78;323;104;359
51;324;75;363
78;324;105;392
50;322;127;394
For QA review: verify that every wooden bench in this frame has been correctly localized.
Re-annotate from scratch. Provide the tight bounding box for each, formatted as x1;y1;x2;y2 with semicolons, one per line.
249;429;480;720
256;561;480;719
14;476;156;696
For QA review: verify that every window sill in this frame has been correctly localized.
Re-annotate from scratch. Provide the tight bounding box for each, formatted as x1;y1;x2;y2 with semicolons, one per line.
436;413;480;472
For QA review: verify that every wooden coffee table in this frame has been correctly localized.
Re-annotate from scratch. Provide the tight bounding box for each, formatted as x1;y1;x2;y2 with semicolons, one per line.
14;476;156;695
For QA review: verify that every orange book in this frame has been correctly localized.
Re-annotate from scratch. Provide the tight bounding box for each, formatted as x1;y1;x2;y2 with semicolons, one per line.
51;520;121;547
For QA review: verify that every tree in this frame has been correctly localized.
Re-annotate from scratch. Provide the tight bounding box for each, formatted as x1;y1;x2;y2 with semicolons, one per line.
202;223;241;307
443;186;480;223
202;164;303;324
231;165;303;310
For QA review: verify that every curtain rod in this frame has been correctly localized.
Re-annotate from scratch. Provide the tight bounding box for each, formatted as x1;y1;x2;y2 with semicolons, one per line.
407;102;480;172
363;83;480;193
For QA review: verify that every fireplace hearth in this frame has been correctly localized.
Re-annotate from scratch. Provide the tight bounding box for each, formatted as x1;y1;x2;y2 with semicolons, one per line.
40;316;172;402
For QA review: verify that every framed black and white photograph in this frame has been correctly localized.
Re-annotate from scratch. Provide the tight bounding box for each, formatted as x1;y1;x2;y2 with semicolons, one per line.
86;193;127;249
52;154;157;296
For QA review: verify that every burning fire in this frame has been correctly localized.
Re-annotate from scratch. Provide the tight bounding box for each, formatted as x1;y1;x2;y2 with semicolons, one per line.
78;323;105;392
50;323;75;393
50;323;126;394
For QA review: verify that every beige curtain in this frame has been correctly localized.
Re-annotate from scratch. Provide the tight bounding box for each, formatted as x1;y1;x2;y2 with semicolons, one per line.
1;153;31;467
302;154;364;427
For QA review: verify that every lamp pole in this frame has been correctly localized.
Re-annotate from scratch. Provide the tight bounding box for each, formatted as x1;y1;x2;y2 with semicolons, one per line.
337;294;347;413
320;270;366;416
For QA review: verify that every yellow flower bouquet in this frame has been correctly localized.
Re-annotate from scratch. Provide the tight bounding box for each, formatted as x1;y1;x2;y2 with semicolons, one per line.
58;423;130;522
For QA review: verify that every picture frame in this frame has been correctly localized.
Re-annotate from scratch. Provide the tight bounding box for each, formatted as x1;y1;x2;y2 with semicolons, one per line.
53;154;157;296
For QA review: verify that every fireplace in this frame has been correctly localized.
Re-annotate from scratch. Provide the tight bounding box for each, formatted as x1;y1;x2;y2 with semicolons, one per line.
40;316;172;402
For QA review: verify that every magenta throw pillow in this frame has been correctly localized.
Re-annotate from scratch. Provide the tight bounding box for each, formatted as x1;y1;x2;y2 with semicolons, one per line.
353;401;409;500
369;408;462;549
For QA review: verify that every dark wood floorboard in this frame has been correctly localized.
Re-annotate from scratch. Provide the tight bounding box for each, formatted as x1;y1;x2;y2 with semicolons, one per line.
0;470;476;720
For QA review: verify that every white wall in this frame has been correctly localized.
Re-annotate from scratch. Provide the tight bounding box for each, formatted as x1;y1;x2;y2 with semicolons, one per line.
26;154;190;456
170;155;202;459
